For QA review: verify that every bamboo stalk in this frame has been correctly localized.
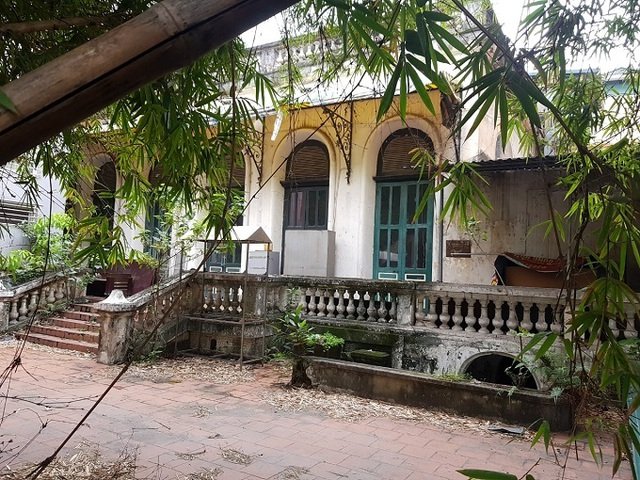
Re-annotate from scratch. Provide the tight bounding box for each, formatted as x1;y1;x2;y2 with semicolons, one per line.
0;0;297;165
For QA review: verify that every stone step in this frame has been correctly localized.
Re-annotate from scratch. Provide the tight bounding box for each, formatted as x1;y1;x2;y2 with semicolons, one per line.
16;332;98;354
61;310;99;322
52;317;100;332
73;298;103;313
30;325;99;344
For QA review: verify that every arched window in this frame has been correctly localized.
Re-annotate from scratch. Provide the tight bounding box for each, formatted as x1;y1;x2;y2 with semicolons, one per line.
282;140;330;230
376;128;434;179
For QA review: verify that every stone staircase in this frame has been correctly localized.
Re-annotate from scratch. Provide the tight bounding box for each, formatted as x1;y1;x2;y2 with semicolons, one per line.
17;302;100;354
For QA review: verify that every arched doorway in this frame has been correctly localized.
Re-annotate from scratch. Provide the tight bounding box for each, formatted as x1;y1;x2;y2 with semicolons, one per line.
373;128;434;281
145;166;171;264
91;161;116;230
205;156;246;273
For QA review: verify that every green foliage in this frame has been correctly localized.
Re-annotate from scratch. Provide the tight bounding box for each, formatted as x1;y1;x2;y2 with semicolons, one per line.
0;213;77;284
271;305;345;359
271;302;344;386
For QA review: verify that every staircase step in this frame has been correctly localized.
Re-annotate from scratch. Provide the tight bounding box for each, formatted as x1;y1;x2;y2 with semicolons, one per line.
30;325;99;344
52;317;100;332
63;310;99;322
16;332;98;354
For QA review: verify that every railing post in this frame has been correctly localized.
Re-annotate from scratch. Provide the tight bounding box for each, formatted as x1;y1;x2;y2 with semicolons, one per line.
0;301;9;329
93;290;137;365
396;290;414;326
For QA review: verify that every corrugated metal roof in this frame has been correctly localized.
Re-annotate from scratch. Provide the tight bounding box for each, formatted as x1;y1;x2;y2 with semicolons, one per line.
470;156;561;172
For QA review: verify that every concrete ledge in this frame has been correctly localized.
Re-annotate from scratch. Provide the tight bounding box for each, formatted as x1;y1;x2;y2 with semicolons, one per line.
306;357;573;431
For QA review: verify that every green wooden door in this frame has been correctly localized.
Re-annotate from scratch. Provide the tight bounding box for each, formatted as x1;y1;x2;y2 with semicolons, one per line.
373;181;434;281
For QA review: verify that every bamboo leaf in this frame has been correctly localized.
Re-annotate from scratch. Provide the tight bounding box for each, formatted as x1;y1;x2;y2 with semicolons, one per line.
400;61;407;119
352;6;393;38
522;3;546;28
416;15;429;60
422;11;454;22
530;420;551;451
377;62;402;121
508;81;541;128
406;63;436;115
457;470;517;480
499;86;509;148
461;84;500;139
427;20;470;56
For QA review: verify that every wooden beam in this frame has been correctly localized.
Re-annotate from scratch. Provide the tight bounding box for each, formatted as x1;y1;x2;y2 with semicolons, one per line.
0;0;297;165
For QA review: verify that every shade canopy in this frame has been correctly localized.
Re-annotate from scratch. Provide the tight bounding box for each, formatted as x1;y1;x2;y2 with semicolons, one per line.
201;226;272;245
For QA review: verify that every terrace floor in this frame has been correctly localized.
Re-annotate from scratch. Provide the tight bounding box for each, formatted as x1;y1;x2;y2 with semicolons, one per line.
0;340;631;479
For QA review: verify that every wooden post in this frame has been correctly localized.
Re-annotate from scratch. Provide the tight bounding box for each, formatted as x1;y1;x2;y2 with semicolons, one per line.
0;0;297;165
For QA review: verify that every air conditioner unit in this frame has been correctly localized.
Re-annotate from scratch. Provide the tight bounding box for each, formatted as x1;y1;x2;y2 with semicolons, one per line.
208;266;223;273
226;267;242;274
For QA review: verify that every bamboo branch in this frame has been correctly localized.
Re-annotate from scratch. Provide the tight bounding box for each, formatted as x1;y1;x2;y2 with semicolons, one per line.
0;15;125;35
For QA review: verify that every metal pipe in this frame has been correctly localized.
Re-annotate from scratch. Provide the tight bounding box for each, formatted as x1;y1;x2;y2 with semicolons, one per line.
0;0;297;165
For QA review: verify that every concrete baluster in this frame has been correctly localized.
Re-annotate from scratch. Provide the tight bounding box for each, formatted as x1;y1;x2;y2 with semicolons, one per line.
326;290;336;318
388;295;397;324
520;302;534;333
18;296;28;322
451;296;464;331
316;289;327;317
356;291;366;321
28;292;38;315
478;299;491;334
425;295;439;328
377;293;389;323
506;301;519;334
47;285;56;305
221;286;231;313
55;280;65;301
346;291;356;320
307;288;317;316
336;289;346;319
9;299;19;324
366;292;378;322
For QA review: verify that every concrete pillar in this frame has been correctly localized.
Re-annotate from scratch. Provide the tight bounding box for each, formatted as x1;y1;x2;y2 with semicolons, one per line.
93;290;137;365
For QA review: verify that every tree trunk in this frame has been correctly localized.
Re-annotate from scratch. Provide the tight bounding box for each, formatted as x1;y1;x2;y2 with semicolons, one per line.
290;358;311;387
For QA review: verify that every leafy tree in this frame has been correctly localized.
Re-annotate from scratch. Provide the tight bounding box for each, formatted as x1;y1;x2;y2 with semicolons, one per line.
1;1;279;271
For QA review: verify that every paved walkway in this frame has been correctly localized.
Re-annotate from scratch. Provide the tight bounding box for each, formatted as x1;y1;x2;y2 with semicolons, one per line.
0;344;632;479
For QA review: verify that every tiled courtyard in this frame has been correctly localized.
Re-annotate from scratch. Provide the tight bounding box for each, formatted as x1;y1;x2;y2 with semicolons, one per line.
0;343;632;479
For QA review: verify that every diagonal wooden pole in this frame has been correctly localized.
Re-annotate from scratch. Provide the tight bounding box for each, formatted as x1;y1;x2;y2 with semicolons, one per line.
0;0;298;165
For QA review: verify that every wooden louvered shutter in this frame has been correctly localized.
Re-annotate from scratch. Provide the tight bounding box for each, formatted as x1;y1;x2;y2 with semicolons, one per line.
378;129;434;178
286;141;329;184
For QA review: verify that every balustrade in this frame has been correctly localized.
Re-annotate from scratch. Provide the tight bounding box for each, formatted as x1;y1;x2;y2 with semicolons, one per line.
0;276;69;329
293;286;399;323
189;274;640;339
